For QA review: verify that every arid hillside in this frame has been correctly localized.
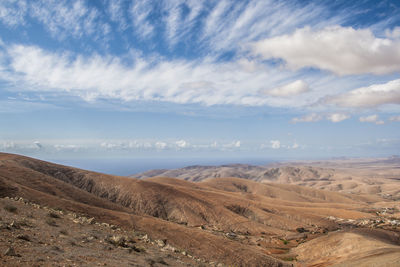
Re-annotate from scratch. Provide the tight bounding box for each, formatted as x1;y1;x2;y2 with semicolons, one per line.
132;157;400;201
1;153;399;266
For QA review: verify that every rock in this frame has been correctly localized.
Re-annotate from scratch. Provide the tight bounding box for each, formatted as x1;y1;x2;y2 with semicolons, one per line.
106;235;128;247
162;244;176;252
226;232;237;239
9;220;20;229
4;247;21;257
17;234;31;241
155;239;166;247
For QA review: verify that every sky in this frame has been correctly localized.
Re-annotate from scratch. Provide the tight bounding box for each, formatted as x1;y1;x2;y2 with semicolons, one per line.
0;0;400;173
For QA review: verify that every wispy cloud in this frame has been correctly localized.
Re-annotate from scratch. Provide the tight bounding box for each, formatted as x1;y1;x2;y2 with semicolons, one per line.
359;114;385;125
30;0;107;40
261;80;309;97
291;113;323;123
292;112;350;123
0;0;28;26
130;1;154;39
2;44;318;107
389;115;400;122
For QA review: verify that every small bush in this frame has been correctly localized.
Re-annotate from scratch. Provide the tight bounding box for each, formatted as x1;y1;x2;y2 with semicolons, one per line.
4;205;17;213
46;218;58;227
48;212;61;219
59;229;68;235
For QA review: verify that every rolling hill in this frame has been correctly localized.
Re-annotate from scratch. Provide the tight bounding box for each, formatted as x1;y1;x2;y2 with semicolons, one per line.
1;153;399;266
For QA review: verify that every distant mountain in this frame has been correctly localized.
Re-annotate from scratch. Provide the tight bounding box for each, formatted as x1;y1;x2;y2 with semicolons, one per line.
131;158;400;199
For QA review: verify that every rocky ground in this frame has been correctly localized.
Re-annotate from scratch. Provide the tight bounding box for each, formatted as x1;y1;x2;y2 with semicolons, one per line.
0;196;205;267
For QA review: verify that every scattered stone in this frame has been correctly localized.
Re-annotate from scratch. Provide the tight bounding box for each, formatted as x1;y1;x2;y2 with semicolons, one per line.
9;220;20;229
17;234;31;242
155;239;166;247
226;232;237;239
106;235;126;246
4;247;21;257
162;244;177;252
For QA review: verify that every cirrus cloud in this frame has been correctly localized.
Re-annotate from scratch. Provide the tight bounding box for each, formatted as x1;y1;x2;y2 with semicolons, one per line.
261;80;309;97
359;114;384;125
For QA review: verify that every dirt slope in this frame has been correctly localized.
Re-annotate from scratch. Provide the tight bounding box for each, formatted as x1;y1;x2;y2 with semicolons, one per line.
1;153;399;266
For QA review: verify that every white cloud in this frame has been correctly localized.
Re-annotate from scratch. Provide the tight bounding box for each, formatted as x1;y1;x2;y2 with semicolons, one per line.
326;113;350;123
155;141;167;150
130;1;154;39
251;26;400;75
108;0;128;31
389;115;400;122
222;140;241;149
292;142;299;149
270;140;280;149
326;79;400;108
0;0;27;26
33;141;43;149
54;144;80;151
30;0;107;40
175;139;189;148
262;80;309;97
359;114;384;125
292;112;350;123
1;44;320;108
291;113;323;123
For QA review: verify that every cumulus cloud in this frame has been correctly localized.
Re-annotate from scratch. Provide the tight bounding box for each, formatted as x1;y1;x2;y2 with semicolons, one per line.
326;113;350;123
262;80;309;97
175;140;189;149
251;26;400;75
359;114;384;125
292;142;299;149
325;79;400;108
270;140;280;149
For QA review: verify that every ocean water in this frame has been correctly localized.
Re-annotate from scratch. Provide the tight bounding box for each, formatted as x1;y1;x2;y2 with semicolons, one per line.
49;157;275;176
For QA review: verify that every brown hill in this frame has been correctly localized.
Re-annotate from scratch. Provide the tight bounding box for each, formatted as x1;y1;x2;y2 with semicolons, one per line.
131;159;400;200
1;153;399;266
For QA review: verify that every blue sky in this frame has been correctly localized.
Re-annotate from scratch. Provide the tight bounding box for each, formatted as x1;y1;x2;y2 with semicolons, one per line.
0;0;400;168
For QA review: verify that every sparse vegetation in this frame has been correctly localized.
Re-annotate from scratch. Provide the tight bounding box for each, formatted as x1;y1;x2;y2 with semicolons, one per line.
282;256;297;261
45;218;58;227
17;234;31;242
4;204;17;213
281;239;289;245
59;229;68;235
48;212;61;219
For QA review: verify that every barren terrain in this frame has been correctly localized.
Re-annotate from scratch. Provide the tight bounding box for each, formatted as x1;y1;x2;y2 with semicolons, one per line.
1;153;400;266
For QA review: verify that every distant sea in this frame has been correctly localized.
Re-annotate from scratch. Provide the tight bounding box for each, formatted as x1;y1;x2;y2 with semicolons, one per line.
49;157;276;176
